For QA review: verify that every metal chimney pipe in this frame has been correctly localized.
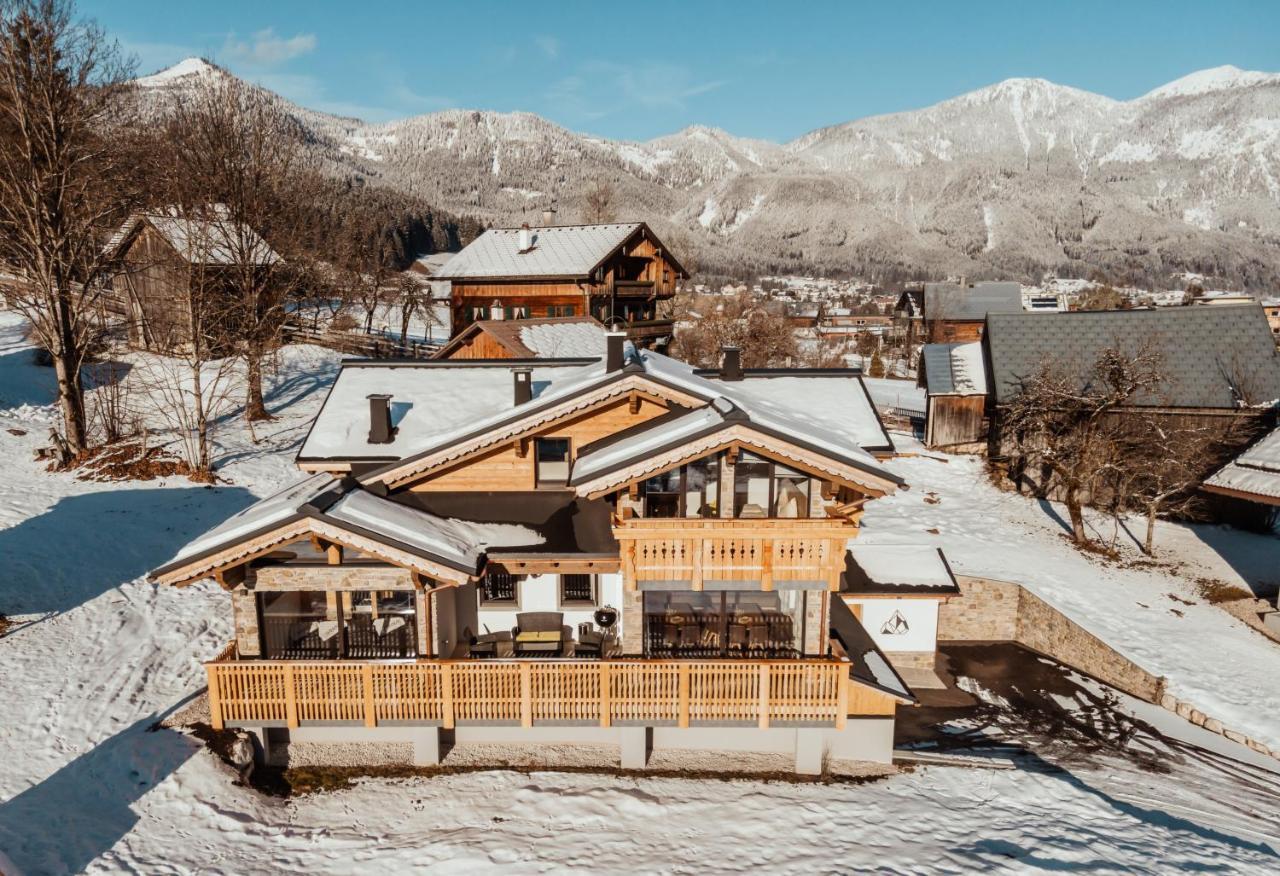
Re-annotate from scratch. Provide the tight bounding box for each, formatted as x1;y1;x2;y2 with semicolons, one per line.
720;346;743;381
367;394;394;444
517;222;532;253
605;331;627;373
513;368;533;405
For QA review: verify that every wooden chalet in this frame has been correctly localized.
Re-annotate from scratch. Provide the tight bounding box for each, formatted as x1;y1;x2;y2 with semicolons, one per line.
433;222;686;349
433;316;607;361
151;337;930;772
103;207;279;351
915;281;1023;343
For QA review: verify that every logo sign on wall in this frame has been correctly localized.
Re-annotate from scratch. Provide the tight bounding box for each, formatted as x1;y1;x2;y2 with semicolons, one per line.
880;610;910;636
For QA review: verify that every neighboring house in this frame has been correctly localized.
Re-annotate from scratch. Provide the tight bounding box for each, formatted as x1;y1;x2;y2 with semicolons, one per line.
103;206;279;351
434;222;687;349
433;316;608;360
921;281;1023;342
1203;424;1280;508
1262;297;1280;343
150;339;930;772
918;341;988;450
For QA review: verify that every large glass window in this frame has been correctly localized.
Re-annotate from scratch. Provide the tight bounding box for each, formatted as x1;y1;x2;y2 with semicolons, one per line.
641;590;803;658
258;590;418;659
732;452;811;518
641;457;719;518
535;437;571;486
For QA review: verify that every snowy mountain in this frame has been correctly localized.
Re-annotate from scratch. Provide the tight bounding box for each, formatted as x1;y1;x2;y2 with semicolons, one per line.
137;59;1280;287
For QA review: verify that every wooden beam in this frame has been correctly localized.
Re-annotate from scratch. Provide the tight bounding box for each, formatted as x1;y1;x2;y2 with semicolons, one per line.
761;539;774;592
327;543;343;565
629;391;642;415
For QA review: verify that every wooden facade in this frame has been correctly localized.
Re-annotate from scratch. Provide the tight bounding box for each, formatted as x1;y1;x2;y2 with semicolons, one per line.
924;395;987;449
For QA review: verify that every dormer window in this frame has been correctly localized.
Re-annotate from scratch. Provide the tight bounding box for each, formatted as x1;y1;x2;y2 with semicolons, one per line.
535;437;571;486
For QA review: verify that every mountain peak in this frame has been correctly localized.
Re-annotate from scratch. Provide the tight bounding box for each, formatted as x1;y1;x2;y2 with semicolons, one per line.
1143;65;1280;100
136;57;222;88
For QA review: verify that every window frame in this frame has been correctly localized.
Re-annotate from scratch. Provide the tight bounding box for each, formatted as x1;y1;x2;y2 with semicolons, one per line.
558;573;597;608
732;451;812;519
534;436;572;488
479;568;522;609
641;455;720;518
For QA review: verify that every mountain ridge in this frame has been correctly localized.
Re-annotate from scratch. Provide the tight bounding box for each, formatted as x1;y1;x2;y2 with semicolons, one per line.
137;58;1280;289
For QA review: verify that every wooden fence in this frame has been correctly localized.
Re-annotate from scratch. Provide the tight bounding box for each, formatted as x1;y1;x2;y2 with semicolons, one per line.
205;653;850;731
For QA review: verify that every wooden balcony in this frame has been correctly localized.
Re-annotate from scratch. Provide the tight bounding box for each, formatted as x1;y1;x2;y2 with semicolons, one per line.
613;518;852;591
204;647;869;731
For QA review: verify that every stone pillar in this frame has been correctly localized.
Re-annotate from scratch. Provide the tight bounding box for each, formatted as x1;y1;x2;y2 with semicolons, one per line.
412;727;441;766
803;591;826;655
619;588;643;655
619;727;649;769
232;588;260;656
794;728;826;775
719;452;735;518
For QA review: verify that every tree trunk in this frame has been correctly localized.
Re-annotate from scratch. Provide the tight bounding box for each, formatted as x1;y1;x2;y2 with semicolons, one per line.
1143;506;1158;556
1065;484;1087;544
244;344;271;422
51;350;88;457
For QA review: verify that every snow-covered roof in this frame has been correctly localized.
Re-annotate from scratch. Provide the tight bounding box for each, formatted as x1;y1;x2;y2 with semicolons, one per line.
1204;426;1280;504
924;282;1023;321
170;474;333;562
921;342;987;396
105;207;279;266
435;317;608;360
829;597;915;701
435;223;643;280
571;403;731;482
297;360;595;461
843;545;960;596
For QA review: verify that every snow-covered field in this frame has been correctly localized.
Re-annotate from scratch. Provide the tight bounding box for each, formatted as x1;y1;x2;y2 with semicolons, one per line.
1;308;1278;873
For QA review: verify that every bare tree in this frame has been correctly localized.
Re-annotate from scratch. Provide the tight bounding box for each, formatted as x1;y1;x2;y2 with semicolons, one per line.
999;344;1163;547
670;292;797;368
161;72;316;422
581;178;615;224
0;0;142;455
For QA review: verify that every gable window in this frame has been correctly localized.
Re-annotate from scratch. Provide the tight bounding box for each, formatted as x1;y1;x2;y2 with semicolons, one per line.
535;437;571;486
559;574;596;606
733;451;811;518
481;568;520;606
641;456;719;518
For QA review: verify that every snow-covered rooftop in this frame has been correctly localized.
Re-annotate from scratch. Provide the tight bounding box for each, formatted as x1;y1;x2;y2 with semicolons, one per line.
921;342;987;396
435;223;642;280
843;544;959;595
519;320;609;358
1204;425;1280;503
105;207;279;266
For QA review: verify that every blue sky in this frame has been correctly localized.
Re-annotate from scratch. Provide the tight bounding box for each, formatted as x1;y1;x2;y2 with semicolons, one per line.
84;0;1280;141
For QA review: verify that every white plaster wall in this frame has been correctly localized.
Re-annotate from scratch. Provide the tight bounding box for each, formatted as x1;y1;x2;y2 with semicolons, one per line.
476;573;623;637
849;598;939;653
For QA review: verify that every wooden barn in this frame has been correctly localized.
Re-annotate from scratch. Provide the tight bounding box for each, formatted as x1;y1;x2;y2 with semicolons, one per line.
103;207;279;351
918;341;988;450
433;222;686;349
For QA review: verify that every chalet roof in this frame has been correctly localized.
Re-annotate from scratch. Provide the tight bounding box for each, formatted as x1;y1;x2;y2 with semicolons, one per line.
829;596;916;701
434;316;608;360
1203;425;1280;505
924;282;1022;321
105;206;279;266
985;305;1280;408
391;491;618;556
148;475;543;584
842;545;960;596
434;222;685;281
921;342;987;396
330;346;902;492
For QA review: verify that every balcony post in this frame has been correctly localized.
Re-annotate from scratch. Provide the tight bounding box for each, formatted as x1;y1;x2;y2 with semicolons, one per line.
758;663;770;729
283;664;299;729
520;663;533;728
691;538;705;591
678;664;691;728
206;665;224;731
761;539;774;592
599;662;612;728
441;664;455;729
836;670;849;730
362;664;376;728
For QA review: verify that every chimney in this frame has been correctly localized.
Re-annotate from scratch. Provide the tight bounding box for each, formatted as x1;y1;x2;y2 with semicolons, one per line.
513;368;533;405
720;346;743;381
542;206;556;225
605;330;627;373
517;222;533;253
367;394;394;444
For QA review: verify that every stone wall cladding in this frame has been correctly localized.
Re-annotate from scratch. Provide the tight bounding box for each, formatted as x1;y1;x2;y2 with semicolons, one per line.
253;565;414;591
883;650;938;670
940;575;1279;763
231;589;260;657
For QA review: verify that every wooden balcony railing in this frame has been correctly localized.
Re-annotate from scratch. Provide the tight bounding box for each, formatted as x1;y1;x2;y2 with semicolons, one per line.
204;651;853;731
613;518;852;591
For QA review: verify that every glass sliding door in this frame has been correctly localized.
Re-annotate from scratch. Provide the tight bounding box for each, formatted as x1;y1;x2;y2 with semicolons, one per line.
259;591;339;659
344;590;418;658
642;590;805;658
258;589;418;659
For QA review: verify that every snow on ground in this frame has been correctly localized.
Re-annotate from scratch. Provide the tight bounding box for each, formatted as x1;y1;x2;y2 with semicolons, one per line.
861;375;926;412
860;449;1280;752
2;308;1279;872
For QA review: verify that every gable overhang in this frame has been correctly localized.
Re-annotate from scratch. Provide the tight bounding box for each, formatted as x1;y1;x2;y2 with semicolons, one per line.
586;222;689;281
572;421;905;501
357;372;708;490
148;511;479;589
